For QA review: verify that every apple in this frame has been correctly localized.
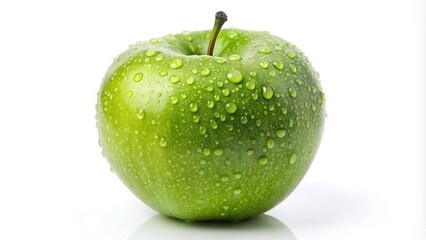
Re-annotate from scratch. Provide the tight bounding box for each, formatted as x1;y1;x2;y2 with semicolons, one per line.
96;11;325;222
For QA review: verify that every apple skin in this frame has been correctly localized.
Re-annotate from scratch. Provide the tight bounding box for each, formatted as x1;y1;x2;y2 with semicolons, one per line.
96;29;325;222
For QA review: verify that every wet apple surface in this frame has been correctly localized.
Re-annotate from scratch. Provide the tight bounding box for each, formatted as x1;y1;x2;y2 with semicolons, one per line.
97;12;325;222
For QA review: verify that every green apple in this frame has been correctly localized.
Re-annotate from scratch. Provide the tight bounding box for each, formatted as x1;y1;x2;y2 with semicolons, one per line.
96;12;325;222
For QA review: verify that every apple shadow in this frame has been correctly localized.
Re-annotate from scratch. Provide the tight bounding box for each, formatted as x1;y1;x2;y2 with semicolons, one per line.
127;214;297;240
280;182;374;229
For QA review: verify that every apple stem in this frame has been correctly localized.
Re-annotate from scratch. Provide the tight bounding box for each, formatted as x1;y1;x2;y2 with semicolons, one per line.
207;11;228;56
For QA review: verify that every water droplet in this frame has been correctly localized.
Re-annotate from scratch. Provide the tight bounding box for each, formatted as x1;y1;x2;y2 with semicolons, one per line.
285;49;296;58
234;172;242;179
214;94;220;101
245;81;255;90
169;75;180;84
199;126;207;134
126;90;133;98
200;159;206;164
189;102;198;112
246;149;254;155
223;205;229;210
227;69;243;83
136;109;146;119
288;88;297;98
155;55;163;62
266;139;275;149
150;38;159;44
184;36;193;42
311;104;317;111
296;79;302;85
169;58;183;69
281;107;288;114
240;116;248;124
186;77;194;84
159;138;167;147
262;86;274;99
200;67;210;76
256;119;262;126
170;96;178;104
193;115;200;123
252;92;259;100
228;31;238;39
203;148;211;156
289;64;297;73
207;100;215;108
133;73;143;82
320;91;326;100
225;102;237;113
233;188;242;194
260;62;269;69
289;118;294;128
272;61;284;71
258;47;271;54
214;148;223;156
289;153;298;164
228;54;241;61
221;175;229;182
206;86;213;92
202;55;212;60
275;129;286;138
209;119;218;129
203;148;210;156
269;71;276;78
146;49;161;57
216;57;226;64
258;156;268;165
222;89;230;96
159;69;168;76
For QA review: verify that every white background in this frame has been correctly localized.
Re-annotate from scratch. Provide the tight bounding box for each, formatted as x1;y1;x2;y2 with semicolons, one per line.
0;0;425;239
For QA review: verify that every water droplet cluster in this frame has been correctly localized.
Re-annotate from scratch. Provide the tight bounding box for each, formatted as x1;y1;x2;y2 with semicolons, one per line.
96;29;325;221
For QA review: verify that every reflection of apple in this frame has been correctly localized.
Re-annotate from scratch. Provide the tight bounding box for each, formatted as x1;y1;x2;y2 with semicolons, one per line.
127;214;297;240
97;11;325;221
